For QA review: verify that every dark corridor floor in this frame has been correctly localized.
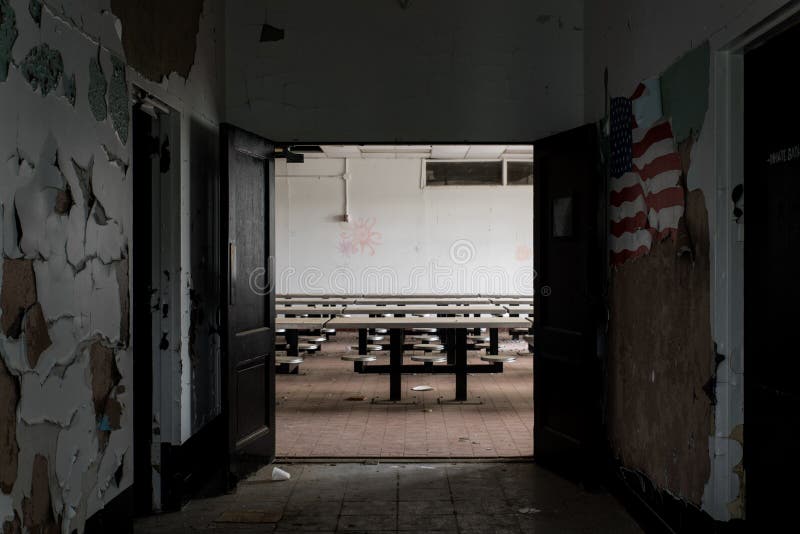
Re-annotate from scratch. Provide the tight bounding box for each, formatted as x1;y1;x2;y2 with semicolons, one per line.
133;461;643;533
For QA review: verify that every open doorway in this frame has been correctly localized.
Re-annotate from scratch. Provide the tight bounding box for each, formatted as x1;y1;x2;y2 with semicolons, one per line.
743;20;800;528
272;144;535;458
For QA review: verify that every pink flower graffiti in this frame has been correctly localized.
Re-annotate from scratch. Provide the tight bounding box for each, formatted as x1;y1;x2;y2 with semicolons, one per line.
338;217;382;256
515;244;533;261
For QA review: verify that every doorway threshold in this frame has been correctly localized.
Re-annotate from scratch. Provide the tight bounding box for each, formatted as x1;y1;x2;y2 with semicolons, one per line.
275;456;535;464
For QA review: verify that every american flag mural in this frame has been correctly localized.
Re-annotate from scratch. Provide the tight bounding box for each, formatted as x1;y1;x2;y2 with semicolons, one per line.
609;82;685;266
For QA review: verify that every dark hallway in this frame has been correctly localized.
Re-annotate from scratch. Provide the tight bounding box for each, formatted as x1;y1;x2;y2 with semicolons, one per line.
2;1;798;533
134;462;641;533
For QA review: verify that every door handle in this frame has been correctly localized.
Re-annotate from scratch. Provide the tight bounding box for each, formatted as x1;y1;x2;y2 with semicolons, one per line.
229;242;237;305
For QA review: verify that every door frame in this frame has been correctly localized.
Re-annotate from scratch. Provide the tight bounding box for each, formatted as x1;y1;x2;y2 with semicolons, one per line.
269;140;535;460
131;88;183;514
702;4;800;520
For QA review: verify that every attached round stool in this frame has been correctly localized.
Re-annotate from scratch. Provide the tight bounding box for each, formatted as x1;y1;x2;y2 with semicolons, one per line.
276;328;286;334
474;342;490;350
341;354;377;362
407;334;440;342
510;327;529;339
374;328;389;334
467;335;490;342
413;343;445;352
481;354;517;363
366;335;385;342
296;343;318;352
411;354;446;363
350;344;383;352
276;355;304;365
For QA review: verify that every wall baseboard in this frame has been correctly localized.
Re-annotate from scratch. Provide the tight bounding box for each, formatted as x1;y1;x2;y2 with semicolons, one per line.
159;414;228;511
607;461;746;534
84;486;134;534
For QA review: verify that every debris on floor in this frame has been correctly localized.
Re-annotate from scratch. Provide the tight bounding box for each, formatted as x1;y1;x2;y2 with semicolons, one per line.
411;385;433;391
133;463;644;534
271;467;291;481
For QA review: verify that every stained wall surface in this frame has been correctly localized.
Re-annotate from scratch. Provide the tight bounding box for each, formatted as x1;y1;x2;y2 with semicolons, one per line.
584;0;793;521
0;0;224;530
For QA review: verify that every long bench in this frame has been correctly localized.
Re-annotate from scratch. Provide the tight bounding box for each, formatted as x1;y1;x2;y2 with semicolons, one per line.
326;315;530;402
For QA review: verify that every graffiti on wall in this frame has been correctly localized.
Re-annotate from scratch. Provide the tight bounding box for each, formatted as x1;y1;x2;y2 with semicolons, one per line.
337;217;382;257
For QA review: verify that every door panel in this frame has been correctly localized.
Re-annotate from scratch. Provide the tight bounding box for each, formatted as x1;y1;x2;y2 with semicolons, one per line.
744;24;800;527
533;124;605;480
220;124;276;480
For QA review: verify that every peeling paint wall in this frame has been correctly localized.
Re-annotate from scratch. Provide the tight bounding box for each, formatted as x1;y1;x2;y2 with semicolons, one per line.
608;189;714;504
584;0;793;522
111;0;204;83
0;0;224;530
225;0;585;143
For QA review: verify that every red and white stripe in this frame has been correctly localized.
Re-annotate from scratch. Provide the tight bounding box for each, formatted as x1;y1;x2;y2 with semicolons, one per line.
610;89;685;266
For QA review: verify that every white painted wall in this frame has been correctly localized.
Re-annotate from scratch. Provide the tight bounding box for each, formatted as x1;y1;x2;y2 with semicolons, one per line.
276;157;533;295
584;0;795;521
226;0;585;143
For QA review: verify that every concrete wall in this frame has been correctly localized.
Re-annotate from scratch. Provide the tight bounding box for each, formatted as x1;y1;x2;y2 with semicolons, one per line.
584;0;794;521
226;0;585;143
276;157;533;294
0;0;224;530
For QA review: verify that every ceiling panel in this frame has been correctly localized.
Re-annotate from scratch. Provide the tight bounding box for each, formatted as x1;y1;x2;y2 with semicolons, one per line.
360;145;432;153
317;144;532;160
321;145;362;158
430;145;470;159
465;145;507;159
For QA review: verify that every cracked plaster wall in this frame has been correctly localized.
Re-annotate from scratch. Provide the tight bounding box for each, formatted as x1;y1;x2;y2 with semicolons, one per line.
0;0;224;531
225;0;585;143
584;0;793;522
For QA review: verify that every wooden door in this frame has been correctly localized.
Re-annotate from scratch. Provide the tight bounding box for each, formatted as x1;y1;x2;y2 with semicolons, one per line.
744;23;800;527
220;124;276;481
533;124;605;480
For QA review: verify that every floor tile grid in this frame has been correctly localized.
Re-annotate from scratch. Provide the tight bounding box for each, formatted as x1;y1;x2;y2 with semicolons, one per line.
276;331;534;458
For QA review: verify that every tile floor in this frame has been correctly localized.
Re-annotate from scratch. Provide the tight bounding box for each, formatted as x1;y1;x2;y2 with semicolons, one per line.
133;462;644;533
276;331;533;458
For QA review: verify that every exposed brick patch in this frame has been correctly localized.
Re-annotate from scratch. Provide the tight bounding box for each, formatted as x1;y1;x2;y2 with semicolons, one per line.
21;454;59;533
90;343;120;416
110;0;204;82
2;512;20;534
23;303;51;368
608;189;713;505
90;342;122;450
1;259;37;338
115;258;130;348
0;357;19;493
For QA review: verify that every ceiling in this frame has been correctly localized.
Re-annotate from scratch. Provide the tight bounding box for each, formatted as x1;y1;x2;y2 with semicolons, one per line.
300;145;533;160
